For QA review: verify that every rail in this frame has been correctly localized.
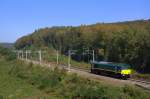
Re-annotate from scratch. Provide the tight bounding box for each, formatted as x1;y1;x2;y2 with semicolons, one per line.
20;59;150;90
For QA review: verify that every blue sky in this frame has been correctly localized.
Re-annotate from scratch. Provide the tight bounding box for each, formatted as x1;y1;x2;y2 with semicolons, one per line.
0;0;150;43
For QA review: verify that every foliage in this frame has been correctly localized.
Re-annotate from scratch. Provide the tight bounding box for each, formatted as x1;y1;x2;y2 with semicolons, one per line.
9;59;150;99
15;20;150;73
120;85;150;99
0;58;55;98
1;41;149;98
0;46;16;61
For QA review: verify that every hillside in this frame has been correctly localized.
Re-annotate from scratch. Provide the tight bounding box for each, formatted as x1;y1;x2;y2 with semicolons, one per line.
15;19;150;73
0;46;150;99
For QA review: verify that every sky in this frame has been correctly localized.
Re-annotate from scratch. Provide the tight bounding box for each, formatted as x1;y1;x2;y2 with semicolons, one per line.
0;0;150;43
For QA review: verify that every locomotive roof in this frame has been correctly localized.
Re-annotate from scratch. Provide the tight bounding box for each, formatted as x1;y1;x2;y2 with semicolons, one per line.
91;61;131;68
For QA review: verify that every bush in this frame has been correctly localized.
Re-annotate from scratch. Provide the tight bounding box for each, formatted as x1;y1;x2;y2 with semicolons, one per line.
0;46;16;61
9;59;150;99
121;85;150;99
72;85;109;99
0;95;3;99
37;71;62;90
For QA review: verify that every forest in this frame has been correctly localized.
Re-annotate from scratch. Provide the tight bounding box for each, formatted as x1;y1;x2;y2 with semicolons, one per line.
15;19;150;73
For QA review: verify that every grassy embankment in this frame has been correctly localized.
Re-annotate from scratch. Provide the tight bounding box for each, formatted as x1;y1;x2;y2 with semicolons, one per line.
0;57;150;99
1;46;149;98
0;58;60;98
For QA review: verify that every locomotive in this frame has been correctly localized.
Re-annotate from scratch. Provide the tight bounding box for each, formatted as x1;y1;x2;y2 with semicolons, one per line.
91;61;131;79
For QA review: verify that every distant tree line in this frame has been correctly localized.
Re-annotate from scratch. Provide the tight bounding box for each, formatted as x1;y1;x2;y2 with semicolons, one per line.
0;43;14;49
0;46;16;60
15;20;150;73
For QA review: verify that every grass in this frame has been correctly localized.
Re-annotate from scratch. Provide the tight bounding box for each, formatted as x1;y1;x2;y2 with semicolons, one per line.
1;58;149;99
0;58;58;99
0;46;150;99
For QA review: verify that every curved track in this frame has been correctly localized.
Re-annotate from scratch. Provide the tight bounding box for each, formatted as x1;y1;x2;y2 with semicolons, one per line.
22;59;150;90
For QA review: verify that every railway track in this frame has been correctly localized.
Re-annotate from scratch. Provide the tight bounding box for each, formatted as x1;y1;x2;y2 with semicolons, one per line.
71;65;150;90
71;66;150;90
130;79;150;84
21;59;150;90
129;79;150;90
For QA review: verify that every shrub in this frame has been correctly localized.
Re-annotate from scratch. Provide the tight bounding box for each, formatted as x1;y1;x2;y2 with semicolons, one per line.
71;84;110;99
121;85;150;99
0;46;16;61
36;71;62;90
0;95;3;99
8;59;150;99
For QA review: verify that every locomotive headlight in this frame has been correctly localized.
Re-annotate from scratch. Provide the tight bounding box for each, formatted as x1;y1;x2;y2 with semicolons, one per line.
121;69;131;75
